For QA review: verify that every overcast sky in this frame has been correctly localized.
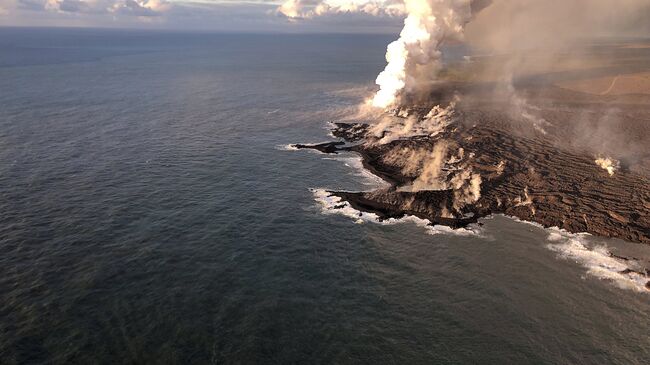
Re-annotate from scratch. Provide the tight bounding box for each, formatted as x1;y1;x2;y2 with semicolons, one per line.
0;0;403;32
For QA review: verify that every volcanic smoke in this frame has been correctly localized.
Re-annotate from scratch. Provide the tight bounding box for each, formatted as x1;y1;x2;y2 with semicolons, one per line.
288;0;650;293
372;0;473;108
595;157;620;176
277;0;481;109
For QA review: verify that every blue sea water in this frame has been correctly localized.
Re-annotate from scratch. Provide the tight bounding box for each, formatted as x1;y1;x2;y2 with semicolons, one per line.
0;27;649;364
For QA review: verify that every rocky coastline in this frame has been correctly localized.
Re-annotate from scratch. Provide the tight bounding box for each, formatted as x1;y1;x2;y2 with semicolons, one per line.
297;118;650;245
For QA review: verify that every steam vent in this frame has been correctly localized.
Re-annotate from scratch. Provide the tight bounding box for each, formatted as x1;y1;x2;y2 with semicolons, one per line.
295;85;650;246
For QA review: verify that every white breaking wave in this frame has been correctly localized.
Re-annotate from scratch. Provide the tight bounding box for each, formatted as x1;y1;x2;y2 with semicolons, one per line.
502;214;649;293
275;142;332;154
545;228;649;293
312;188;380;224
311;188;483;236
298;121;648;293
276;144;300;151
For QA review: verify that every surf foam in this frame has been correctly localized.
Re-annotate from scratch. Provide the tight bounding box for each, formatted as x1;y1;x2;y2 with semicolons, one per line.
312;188;483;236
276;144;300;151
545;227;649;293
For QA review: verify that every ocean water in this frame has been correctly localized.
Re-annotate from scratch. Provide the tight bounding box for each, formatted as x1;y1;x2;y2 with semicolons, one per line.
0;28;649;364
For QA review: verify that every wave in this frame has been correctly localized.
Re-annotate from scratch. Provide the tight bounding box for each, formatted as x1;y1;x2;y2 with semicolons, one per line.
545;227;649;293
314;190;649;292
304;122;648;293
312;188;484;237
498;214;649;293
275;143;332;153
276;144;299;151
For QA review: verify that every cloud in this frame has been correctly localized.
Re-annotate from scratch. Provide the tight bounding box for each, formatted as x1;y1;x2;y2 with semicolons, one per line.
110;0;171;17
276;0;405;19
15;0;43;11
38;0;171;15
8;0;172;17
1;0;402;31
45;0;95;13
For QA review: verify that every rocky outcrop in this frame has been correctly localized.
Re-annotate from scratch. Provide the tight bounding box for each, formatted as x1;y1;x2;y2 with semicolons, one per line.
307;113;650;244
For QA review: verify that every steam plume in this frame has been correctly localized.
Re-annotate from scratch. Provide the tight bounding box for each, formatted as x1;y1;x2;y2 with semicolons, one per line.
409;141;449;191
386;141;483;214
450;168;481;211
595;157;620;176
277;0;487;109
370;99;457;144
372;0;476;108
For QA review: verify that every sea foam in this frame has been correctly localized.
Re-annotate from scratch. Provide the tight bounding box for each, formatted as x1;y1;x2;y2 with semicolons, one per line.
312;188;483;236
545;227;649;293
306;124;648;293
276;144;299;151
499;214;649;293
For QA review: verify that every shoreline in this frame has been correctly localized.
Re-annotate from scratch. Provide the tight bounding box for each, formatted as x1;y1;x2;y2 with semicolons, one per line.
312;185;650;293
295;119;650;245
293;115;650;291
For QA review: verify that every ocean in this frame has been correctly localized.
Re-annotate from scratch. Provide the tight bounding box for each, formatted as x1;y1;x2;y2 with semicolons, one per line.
0;27;648;364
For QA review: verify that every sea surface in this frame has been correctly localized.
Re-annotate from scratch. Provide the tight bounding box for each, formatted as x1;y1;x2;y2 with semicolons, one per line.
0;28;649;364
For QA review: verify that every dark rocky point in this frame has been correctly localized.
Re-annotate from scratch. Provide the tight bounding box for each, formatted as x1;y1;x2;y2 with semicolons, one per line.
311;95;650;245
293;141;346;154
295;85;650;288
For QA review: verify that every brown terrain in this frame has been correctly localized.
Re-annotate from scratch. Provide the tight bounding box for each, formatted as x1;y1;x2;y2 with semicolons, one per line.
297;102;650;282
303;93;650;244
294;42;650;288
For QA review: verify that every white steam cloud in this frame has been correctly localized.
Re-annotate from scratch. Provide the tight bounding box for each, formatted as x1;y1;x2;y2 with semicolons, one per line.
278;0;650;111
277;0;405;19
369;99;457;144
450;167;481;211
372;0;475;108
276;0;481;108
595;157;620;176
385;140;482;214
408;141;449;191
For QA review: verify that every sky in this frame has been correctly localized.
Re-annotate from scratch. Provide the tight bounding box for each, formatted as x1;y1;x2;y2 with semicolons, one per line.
0;0;403;32
1;0;648;36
